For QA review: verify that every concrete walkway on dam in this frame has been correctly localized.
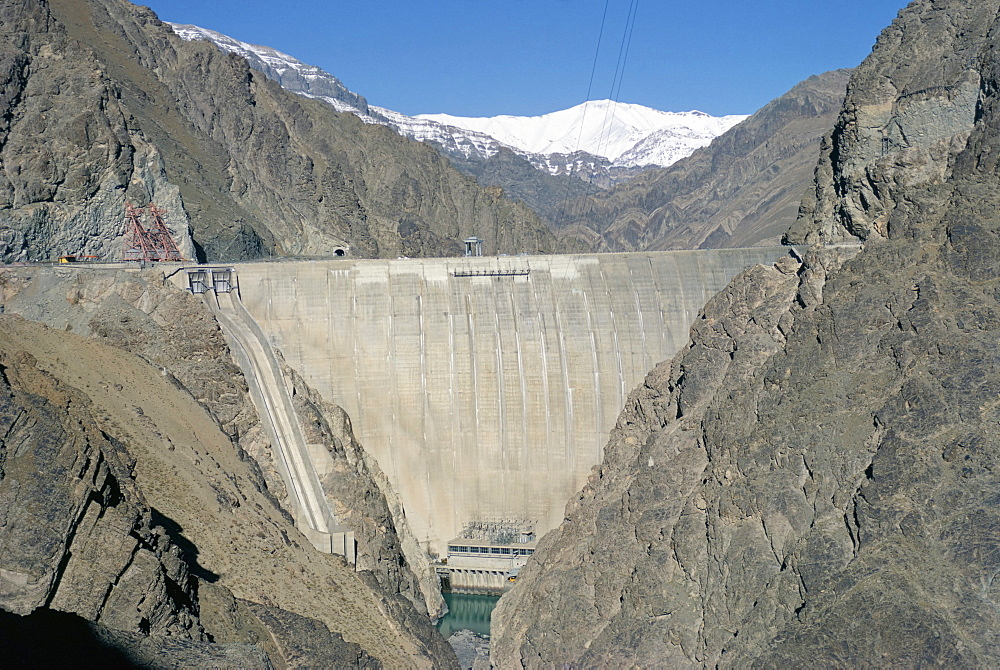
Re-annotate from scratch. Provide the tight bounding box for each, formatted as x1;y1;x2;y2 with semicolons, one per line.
204;248;796;556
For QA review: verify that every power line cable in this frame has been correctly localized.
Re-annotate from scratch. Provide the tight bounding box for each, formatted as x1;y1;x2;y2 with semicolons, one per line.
553;0;613;233
555;0;641;243
597;0;640;159
574;0;613;156
612;0;640;104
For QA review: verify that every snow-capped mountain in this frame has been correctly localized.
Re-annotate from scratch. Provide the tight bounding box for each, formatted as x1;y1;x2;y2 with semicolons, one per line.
366;107;505;161
169;24;746;178
419;102;745;168
169;24;369;112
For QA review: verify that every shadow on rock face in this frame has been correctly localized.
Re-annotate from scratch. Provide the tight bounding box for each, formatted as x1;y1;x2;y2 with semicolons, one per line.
150;507;220;584
0;608;138;669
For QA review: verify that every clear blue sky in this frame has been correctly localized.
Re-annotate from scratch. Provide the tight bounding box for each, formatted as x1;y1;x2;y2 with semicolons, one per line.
144;0;911;118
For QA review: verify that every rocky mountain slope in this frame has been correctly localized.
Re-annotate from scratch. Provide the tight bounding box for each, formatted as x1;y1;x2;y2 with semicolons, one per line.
168;23;372;115
170;24;744;177
0;347;273;667
0;268;457;667
492;0;1000;665
551;69;851;252
168;24;745;237
0;0;556;263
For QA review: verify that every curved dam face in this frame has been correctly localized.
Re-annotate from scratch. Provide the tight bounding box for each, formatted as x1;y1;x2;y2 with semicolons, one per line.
233;249;793;555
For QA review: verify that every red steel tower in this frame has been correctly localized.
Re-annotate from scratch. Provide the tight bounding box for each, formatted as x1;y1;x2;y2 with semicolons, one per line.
146;204;184;262
122;202;184;262
122;202;158;262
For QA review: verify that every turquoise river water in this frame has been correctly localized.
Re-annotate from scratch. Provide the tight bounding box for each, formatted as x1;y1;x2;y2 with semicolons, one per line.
436;592;500;638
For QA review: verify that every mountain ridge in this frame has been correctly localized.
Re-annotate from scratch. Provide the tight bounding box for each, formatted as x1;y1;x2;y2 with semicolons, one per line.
0;1;556;263
552;69;852;251
168;23;745;181
416;100;746;168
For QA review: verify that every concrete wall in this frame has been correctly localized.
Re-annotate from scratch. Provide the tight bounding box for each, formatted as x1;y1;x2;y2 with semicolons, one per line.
231;249;793;555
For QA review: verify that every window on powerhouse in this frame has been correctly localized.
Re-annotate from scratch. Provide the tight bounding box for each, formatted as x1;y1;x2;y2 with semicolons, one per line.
447;546;535;556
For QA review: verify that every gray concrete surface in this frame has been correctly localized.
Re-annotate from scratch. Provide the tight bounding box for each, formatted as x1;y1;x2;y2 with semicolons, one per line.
207;288;355;561
220;249;794;556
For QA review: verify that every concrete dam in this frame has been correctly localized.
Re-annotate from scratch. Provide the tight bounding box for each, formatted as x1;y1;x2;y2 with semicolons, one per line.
216;248;794;556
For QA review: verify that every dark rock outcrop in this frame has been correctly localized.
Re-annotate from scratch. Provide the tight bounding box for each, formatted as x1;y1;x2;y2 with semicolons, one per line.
0;331;274;666
0;607;274;669
243;601;380;669
0;347;203;638
553;70;851;252
492;0;1000;666
0;0;556;263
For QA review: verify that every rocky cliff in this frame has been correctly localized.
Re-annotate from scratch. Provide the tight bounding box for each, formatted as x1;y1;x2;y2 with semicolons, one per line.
0;343;204;638
0;270;457;667
63;269;441;618
492;0;1000;666
786;0;990;245
553;70;850;252
0;0;556;263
